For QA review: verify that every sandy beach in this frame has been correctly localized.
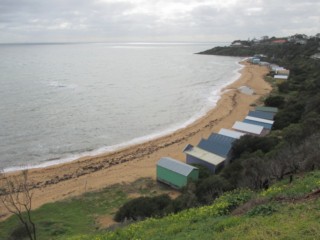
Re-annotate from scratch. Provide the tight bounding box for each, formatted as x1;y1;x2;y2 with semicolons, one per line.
0;61;271;221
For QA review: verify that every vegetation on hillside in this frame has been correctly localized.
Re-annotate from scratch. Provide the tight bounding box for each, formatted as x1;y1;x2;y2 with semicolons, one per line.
1;34;319;239
111;33;320;223
64;170;320;240
0;178;173;240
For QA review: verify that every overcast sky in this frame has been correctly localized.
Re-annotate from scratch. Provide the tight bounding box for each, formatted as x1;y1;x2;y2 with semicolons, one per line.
0;0;319;43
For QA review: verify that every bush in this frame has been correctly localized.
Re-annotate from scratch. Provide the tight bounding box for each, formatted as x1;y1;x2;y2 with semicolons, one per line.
231;135;279;160
196;176;232;204
264;95;285;108
9;224;30;240
190;164;211;180
169;193;198;213
114;194;172;222
273;102;305;130
246;203;278;216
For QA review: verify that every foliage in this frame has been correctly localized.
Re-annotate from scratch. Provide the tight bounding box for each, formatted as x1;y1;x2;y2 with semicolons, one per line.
113;194;172;222
264;95;285;108
246;203;278;216
0;170;37;240
231;135;279;160
64;172;320;239
195;175;233;204
0;178;171;240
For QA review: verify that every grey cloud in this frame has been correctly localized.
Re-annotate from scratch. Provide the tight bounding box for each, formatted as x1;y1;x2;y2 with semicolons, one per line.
0;0;319;43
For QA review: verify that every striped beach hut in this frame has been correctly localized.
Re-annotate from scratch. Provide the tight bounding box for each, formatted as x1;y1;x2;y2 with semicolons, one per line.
183;144;225;173
248;110;275;120
274;75;288;80
243;116;274;130
232;121;264;136
157;157;199;189
219;128;246;139
198;133;236;158
255;106;278;114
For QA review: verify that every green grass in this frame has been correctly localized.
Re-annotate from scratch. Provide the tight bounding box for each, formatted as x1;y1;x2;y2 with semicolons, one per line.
261;171;320;198
64;170;320;240
1;172;319;240
0;178;172;240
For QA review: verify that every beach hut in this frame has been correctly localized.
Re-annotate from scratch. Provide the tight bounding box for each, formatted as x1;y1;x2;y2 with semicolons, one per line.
276;69;290;76
255;106;278;114
274;75;288;80
250;58;260;64
259;61;270;67
248;110;275;120
219;128;246;139
245;116;274;125
232;121;264;136
243;119;273;130
156;157;199;189
198;133;236;158
183;144;225;173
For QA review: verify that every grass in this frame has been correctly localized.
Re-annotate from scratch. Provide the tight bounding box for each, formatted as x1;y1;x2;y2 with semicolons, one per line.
64;170;320;240
1;172;319;240
0;178;173;240
261;171;320;199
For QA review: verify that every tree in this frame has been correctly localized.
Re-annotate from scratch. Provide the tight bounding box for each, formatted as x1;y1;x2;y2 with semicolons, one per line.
264;95;285;108
195;175;232;204
114;194;172;222
0;170;37;240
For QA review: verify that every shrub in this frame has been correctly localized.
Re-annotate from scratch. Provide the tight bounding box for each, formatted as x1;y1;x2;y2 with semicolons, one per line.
196;176;232;204
246;203;278;216
114;194;172;222
264;95;285;108
231;135;279;160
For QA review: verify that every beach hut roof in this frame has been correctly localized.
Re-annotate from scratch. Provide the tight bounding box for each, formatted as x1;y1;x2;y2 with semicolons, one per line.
208;133;236;145
245;116;274;124
232;121;264;135
157;157;197;176
274;75;288;80
248;110;275;120
183;146;225;166
243;119;273;130
197;133;236;157
255;106;278;113
218;128;246;139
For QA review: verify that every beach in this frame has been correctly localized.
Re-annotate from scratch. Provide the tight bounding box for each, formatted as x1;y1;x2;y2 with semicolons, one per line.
0;61;271;220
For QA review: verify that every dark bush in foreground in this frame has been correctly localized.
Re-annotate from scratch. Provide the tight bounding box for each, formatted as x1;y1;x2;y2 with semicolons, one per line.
231;135;279;160
196;175;232;204
264;95;285;108
114;194;172;222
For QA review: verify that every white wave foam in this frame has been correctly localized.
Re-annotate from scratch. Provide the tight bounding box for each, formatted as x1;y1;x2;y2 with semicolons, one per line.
48;81;77;89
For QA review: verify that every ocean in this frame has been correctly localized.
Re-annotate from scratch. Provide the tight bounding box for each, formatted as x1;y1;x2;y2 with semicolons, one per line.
0;42;242;171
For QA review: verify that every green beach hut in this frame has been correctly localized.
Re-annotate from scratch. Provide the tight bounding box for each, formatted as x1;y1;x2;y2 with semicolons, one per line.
157;157;199;189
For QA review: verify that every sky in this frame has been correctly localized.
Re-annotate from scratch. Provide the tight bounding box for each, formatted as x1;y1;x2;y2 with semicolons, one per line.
0;0;319;43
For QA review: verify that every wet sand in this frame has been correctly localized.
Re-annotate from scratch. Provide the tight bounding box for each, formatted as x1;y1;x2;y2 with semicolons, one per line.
0;61;271;220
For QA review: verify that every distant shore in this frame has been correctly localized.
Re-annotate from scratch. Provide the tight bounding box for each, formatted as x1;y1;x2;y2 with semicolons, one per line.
0;61;271;221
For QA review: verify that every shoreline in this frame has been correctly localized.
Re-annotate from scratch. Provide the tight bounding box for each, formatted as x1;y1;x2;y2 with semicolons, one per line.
0;61;271;221
3;58;243;173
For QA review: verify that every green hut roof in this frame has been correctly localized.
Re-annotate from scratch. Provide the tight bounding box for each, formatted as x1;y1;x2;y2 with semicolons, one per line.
157;157;197;176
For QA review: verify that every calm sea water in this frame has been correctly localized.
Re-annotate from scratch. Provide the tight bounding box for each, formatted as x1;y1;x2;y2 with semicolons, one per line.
0;43;242;171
